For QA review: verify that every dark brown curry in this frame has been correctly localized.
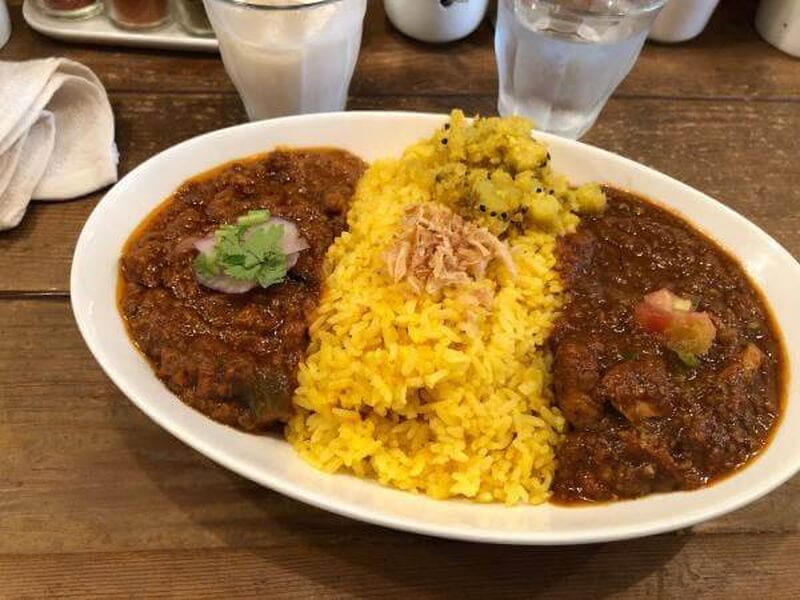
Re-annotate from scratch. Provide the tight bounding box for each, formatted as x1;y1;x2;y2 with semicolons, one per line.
119;148;366;432
551;187;785;503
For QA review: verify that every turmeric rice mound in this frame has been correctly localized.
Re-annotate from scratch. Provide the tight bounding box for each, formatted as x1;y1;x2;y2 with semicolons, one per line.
287;111;604;504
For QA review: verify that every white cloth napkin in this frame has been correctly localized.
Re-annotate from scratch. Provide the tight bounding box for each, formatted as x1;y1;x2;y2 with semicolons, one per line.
0;58;118;230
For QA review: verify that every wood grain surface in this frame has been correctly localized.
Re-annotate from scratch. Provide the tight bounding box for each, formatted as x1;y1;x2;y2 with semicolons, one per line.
1;0;799;598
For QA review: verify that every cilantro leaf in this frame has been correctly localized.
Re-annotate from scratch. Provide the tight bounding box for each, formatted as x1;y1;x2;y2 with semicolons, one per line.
225;262;262;281
192;209;290;290
676;350;699;368
237;209;270;227
255;251;288;288
193;251;220;278
215;223;246;258
246;223;284;257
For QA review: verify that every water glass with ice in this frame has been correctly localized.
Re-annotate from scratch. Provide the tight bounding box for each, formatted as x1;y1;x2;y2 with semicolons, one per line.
203;0;367;121
495;0;667;139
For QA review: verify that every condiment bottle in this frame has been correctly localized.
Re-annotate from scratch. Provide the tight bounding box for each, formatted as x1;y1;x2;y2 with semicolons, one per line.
105;0;170;30
37;0;102;20
176;0;213;37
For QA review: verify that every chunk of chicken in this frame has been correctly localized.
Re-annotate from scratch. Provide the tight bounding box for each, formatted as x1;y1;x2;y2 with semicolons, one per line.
553;338;604;429
554;428;692;501
598;358;672;423
718;342;764;385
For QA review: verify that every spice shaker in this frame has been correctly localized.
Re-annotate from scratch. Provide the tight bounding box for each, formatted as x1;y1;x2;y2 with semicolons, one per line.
176;0;213;37
36;0;102;20
105;0;170;30
384;0;489;44
648;0;720;43
756;0;800;57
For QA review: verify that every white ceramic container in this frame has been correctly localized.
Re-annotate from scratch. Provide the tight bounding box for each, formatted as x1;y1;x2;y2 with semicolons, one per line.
72;111;800;545
757;0;800;57
648;0;720;43
384;0;488;43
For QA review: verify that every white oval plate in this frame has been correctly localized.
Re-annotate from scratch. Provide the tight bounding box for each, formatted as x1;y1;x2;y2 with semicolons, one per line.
72;112;800;545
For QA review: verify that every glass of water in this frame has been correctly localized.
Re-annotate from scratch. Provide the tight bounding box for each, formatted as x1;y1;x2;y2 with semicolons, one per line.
495;0;667;139
203;0;367;121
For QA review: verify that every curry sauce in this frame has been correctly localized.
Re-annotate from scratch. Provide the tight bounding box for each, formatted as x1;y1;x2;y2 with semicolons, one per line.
118;148;366;432
550;188;786;503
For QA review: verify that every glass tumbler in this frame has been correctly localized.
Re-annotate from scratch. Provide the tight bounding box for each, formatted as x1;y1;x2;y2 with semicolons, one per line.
202;0;367;121
495;0;667;139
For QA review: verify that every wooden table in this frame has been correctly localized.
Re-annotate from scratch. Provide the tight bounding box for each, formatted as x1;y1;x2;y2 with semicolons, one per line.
2;1;799;597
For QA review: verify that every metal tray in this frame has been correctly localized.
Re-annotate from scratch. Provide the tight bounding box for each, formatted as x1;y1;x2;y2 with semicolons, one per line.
22;0;218;53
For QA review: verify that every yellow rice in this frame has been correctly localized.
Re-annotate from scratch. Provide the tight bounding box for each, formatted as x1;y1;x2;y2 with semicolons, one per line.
287;111;604;504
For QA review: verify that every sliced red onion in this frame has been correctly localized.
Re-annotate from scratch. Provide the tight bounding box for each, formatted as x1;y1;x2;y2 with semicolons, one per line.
246;217;309;270
193;235;216;255
192;216;309;294
192;234;256;293
173;236;201;255
268;217;311;255
195;272;257;294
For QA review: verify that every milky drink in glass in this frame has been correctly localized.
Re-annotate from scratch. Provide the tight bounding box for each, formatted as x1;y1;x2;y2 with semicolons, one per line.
203;0;367;121
495;0;665;139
